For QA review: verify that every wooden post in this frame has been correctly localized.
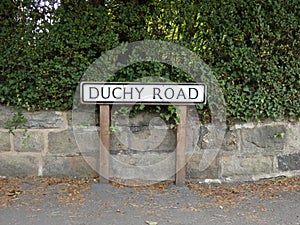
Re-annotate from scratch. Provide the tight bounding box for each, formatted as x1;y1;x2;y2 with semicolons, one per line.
99;105;110;184
175;105;187;186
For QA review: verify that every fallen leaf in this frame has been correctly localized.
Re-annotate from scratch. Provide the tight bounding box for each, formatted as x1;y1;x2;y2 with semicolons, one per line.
145;221;158;225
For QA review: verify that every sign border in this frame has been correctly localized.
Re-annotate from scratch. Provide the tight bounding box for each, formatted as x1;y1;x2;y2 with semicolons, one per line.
80;82;207;105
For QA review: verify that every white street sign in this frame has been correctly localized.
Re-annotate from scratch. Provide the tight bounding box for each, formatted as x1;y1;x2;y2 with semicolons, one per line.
80;82;206;104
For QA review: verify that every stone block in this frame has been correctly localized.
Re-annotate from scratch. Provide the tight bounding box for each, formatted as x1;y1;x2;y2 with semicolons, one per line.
185;107;203;154
131;128;175;151
186;123;201;154
221;155;273;177
112;110;165;127
110;125;176;153
110;152;175;181
198;124;226;150
240;125;286;155
196;125;208;149
23;111;65;129
14;131;44;152
49;128;101;157
285;123;300;154
110;129;129;152
0;131;11;151
68;107;98;128
48;129;80;155
42;156;98;177
0;106;65;129
186;151;219;179
0;154;39;176
73;127;100;156
278;153;300;171
222;130;238;151
0;106;15;128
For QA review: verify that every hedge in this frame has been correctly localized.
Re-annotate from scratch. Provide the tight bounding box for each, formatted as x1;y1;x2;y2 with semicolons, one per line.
0;0;299;122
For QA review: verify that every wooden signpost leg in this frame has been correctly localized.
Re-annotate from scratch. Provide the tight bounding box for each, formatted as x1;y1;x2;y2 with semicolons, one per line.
99;105;110;184
176;105;187;186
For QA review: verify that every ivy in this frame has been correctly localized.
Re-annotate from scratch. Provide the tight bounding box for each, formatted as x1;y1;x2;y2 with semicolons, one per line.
0;0;299;123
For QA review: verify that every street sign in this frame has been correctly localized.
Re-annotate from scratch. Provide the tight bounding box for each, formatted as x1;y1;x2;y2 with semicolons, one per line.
80;82;206;104
80;82;207;186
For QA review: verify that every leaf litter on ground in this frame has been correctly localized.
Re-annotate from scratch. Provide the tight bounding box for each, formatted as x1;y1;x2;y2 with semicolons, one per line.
0;176;94;207
0;176;299;208
187;176;300;206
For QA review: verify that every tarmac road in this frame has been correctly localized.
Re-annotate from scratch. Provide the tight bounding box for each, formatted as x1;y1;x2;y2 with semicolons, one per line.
0;178;299;225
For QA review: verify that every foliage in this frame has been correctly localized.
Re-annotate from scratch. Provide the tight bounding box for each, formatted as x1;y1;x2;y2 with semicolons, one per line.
5;110;30;148
5;110;27;135
143;0;300;122
0;0;299;123
0;0;118;110
199;0;300;122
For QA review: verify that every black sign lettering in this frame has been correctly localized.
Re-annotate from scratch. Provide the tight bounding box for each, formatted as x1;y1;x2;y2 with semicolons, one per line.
135;87;144;99
89;87;99;99
123;87;133;99
164;88;175;99
153;88;162;99
189;88;198;99
176;88;187;99
100;87;110;99
112;87;122;99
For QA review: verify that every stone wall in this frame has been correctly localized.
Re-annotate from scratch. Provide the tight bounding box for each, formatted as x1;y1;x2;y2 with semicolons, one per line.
0;105;299;182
